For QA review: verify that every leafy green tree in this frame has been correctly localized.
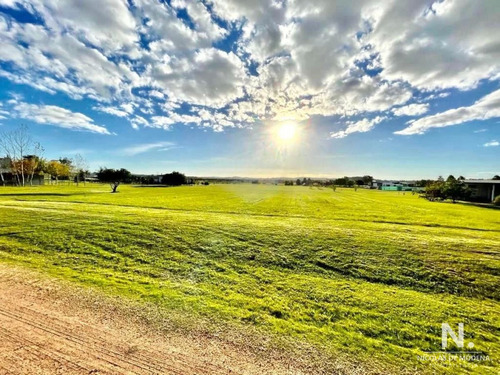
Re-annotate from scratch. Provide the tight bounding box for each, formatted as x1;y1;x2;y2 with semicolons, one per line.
23;153;45;185
45;160;70;183
362;175;373;185
97;168;132;193
161;171;187;186
443;179;470;203
333;177;347;186
424;180;445;201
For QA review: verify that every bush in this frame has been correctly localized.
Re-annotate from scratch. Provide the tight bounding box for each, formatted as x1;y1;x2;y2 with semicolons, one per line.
97;167;132;193
161;171;187;186
424;178;470;203
494;195;500;206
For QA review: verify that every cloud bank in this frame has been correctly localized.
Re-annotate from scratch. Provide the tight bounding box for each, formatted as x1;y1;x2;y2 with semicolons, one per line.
0;0;499;136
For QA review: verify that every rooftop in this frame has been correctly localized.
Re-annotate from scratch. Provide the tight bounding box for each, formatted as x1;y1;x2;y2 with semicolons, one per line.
464;179;500;184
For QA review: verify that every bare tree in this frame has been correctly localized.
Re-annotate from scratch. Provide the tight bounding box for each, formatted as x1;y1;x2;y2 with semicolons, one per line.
0;125;42;186
72;153;88;186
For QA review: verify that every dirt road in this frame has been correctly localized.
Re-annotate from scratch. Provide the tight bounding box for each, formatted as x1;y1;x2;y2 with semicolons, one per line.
0;265;315;375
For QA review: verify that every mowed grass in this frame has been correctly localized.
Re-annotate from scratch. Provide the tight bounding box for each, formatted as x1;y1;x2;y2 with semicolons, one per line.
0;184;499;373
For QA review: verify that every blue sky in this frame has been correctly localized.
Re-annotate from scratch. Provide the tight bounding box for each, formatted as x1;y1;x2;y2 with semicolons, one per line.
0;0;499;179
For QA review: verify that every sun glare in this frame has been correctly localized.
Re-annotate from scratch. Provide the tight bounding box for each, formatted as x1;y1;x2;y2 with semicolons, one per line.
277;123;297;142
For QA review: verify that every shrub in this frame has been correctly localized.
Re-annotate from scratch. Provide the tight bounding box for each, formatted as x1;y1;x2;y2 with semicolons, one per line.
494;195;500;206
161;171;187;186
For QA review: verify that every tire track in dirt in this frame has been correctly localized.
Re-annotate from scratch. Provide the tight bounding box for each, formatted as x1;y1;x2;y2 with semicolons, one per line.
0;325;95;374
0;306;235;374
0;304;227;375
0;266;314;375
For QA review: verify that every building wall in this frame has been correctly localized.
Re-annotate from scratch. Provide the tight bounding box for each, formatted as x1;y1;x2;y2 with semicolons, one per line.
0;173;45;186
466;183;498;202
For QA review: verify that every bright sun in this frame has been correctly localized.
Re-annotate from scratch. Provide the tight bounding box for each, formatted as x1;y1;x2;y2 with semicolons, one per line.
277;123;297;141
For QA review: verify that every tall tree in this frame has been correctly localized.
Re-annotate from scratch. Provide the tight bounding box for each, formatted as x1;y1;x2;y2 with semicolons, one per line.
24;152;45;186
0;125;42;186
443;179;470;203
72;154;88;186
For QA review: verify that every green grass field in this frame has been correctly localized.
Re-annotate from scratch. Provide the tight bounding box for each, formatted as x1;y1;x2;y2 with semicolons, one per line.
0;184;499;374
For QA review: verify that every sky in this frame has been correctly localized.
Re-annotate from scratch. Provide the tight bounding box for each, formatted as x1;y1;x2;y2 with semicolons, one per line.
0;0;499;179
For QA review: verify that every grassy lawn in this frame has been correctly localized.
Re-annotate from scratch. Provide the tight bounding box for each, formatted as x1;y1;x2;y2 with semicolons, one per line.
0;184;499;373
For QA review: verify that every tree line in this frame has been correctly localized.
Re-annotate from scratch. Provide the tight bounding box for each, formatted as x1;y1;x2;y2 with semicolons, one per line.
423;175;499;204
96;169;188;192
0;125;88;186
1;126;191;192
283;175;374;187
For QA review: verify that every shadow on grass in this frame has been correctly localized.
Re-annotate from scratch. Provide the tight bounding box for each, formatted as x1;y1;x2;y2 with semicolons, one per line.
458;201;500;210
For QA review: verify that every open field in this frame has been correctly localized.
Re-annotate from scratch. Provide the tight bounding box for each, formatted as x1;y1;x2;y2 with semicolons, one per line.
0;184;499;374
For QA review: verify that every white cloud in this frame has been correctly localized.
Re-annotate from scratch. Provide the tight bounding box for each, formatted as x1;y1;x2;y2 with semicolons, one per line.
474;128;487;133
392;103;429;117
331;116;386;139
0;17;139;99
27;0;139;50
121;141;176;156
149;90;165;99
0;0;19;8
395;89;500;135
150;116;174;129
130;115;149;130
150;48;246;108
484;140;499;147
0;0;499;135
93;105;129;118
367;1;500;90
13;102;111;134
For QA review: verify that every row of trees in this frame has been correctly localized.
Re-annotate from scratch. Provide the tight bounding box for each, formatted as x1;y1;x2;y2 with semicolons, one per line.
0;125;88;186
283;176;374;187
96;169;188;192
424;175;471;203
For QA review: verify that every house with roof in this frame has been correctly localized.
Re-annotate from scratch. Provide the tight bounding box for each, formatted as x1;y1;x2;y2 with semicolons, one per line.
463;179;500;202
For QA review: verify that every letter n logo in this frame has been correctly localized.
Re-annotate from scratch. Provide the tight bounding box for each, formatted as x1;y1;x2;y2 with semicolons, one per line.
442;323;464;349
